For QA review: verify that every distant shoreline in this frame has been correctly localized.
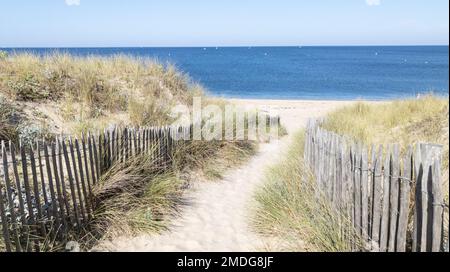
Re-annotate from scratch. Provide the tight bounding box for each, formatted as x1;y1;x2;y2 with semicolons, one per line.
224;96;412;102
2;45;449;49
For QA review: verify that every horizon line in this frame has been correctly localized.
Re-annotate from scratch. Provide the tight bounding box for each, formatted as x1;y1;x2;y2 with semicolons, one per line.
2;44;449;49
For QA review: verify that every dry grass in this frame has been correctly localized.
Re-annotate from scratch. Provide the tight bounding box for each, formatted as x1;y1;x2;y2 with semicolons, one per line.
87;151;184;245
321;95;449;197
0;95;18;142
0;52;204;135
253;131;362;252
174;139;257;180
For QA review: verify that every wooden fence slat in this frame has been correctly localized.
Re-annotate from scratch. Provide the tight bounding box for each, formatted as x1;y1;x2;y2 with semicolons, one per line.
371;145;383;248
110;129;115;164
9;144;26;226
69;138;86;222
354;144;362;237
92;134;100;184
87;134;97;185
143;128;148;154
0;180;12;252
334;136;341;207
138;129;142;155
379;145;391;252
116;128;120;162
329;134;336;203
81;135;92;198
43;142;61;238
98;133;103;174
37;143;49;210
0;143;12;252
75;138;91;219
431;154;443;252
350;144;356;240
120;129;124;163
107;130;112;168
361;147;369;242
368;145;375;240
1;142;22;251
341;141;350;216
318;131;325;191
29;147;47;241
133;129;138;156
412;144;422;252
57;139;71;224
20;144;39;251
387;144;400;252
396;146;412;252
124;128;128;161
61;140;81;228
51;142;68;234
418;144;431;252
129;129;133;158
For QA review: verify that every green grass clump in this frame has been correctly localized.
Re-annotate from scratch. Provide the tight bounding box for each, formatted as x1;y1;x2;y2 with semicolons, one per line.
253;131;361;252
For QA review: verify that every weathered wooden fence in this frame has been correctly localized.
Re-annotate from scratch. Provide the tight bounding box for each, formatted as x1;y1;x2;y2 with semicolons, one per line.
304;119;449;252
0;126;185;252
0;114;281;252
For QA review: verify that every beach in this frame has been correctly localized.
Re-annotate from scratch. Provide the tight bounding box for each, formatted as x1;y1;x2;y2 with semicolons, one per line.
230;99;358;133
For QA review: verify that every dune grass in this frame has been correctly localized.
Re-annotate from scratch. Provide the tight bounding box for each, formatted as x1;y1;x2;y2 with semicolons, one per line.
0;52;204;137
321;95;449;195
253;131;361;252
0;95;18;142
86;151;184;245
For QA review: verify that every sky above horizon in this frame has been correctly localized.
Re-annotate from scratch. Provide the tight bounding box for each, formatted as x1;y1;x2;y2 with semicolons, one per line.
0;0;449;47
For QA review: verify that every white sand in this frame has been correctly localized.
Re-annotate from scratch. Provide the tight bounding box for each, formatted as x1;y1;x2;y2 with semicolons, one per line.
94;99;355;252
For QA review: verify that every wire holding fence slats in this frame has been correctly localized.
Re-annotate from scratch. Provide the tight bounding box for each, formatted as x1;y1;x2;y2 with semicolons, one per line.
304;119;448;252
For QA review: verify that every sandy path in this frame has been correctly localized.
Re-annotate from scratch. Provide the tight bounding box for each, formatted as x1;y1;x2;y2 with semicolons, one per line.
95;100;354;252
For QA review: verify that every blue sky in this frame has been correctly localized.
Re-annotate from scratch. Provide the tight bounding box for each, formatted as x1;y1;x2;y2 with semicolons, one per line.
0;0;448;47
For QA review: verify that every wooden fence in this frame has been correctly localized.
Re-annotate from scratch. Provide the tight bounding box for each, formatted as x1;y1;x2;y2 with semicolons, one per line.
0;114;281;252
0;126;185;252
304;119;449;252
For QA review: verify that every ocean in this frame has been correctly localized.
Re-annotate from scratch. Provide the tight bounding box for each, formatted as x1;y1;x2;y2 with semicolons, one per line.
3;46;449;100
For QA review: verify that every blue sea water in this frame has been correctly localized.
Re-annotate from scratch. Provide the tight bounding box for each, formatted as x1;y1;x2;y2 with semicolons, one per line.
3;46;449;100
